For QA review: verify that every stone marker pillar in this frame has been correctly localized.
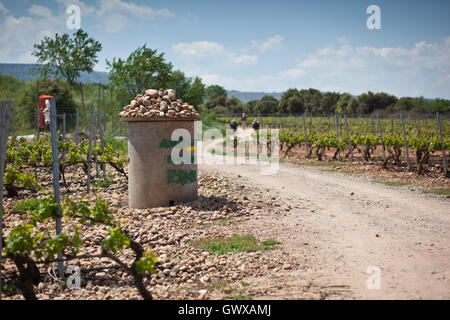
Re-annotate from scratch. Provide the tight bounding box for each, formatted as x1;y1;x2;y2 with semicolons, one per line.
123;118;198;209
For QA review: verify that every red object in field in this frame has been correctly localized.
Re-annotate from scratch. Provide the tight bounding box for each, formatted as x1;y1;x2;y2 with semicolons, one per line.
38;94;53;129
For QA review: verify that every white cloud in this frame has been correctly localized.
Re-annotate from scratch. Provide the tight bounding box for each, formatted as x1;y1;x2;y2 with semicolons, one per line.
0;1;9;14
55;0;96;16
101;12;128;33
28;5;53;19
0;0;176;64
338;36;352;44
198;38;450;98
173;41;227;61
234;55;259;64
283;38;450;97
96;0;174;20
0;5;63;64
251;35;285;53
172;41;258;74
56;0;175;32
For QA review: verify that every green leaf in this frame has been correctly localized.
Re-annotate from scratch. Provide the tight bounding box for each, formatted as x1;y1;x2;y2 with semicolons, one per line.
135;251;158;274
102;227;130;253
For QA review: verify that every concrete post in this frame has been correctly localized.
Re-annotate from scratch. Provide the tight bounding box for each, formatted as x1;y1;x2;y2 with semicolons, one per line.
125;119;198;208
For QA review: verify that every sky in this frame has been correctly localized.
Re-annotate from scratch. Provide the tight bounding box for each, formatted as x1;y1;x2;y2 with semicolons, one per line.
0;0;449;98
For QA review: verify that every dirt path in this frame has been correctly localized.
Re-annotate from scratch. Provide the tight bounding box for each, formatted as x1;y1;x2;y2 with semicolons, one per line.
199;129;450;299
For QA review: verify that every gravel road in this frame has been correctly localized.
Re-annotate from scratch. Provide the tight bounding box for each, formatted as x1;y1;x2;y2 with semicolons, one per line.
200;129;450;299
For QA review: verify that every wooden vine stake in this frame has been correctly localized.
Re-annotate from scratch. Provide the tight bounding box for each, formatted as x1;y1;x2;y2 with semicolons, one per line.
35;81;40;140
377;114;386;166
80;82;87;130
75;110;79;146
302;114;309;157
49;98;64;278
62;113;66;140
344;115;353;160
400;113;410;169
97;86;106;180
436;112;448;177
0;101;12;300
334;115;340;138
110;87;114;135
87;112;95;193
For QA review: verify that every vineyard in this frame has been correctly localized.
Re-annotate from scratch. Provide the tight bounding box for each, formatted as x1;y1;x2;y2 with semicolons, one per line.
219;114;450;176
0;111;159;299
2;0;450;307
1;99;449;300
1;98;302;301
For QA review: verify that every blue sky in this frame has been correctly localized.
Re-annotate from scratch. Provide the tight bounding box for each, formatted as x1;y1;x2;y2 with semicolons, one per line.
0;0;449;98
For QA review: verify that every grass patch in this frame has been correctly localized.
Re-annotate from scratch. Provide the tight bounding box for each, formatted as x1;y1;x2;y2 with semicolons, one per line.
202;280;251;300
172;254;185;260
208;281;229;291
206;148;276;162
104;134;128;154
229;294;252;300
92;177;113;188
209;187;219;194
424;188;450;196
260;239;281;246
13;198;40;211
338;169;354;175
201;113;226;136
1;282;16;296
191;234;280;255
298;161;350;168
374;179;409;187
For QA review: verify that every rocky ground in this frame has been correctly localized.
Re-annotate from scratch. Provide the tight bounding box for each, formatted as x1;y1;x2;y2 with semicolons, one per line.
2;129;449;300
1;165;297;300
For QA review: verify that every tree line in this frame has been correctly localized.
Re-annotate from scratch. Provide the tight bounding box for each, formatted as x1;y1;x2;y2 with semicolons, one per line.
202;87;450;117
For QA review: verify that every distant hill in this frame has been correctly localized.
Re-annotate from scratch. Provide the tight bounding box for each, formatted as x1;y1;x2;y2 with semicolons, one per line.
226;90;284;103
0;63;109;84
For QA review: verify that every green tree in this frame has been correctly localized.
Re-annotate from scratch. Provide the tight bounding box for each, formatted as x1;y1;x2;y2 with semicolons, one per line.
426;98;450;113
279;88;301;114
336;93;358;114
182;77;206;106
0;75;23;100
17;80;76;130
287;96;304;114
226;96;244;114
298;88;322;114
168;70;192;100
107;45;173;99
254;95;278;114
168;71;206;107
245;99;259;114
204;95;227;110
319;92;340;114
206;85;227;101
358;91;398;114
32;29;102;85
394;97;415;111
